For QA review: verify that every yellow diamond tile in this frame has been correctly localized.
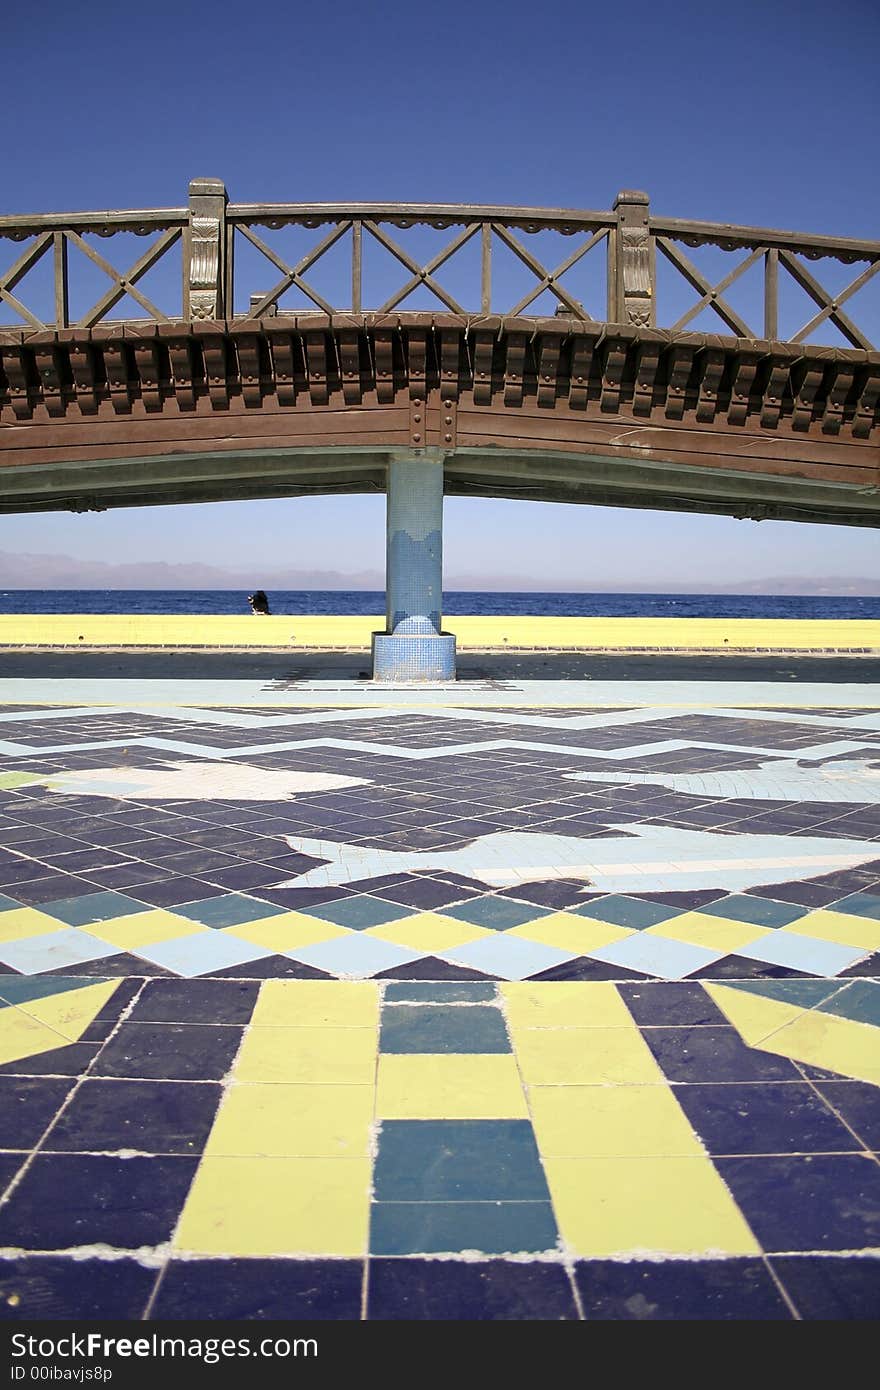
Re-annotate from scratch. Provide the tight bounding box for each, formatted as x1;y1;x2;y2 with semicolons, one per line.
250;979;380;1029
364;912;491;952
173;1155;371;1256
543;1156;760;1257
501;981;634;1029
235;1025;377;1084
787;909;880;952
506;913;633;954
0;908;68;943
644;911;771;953
528;1084;705;1157
755;1009;880;1087
705;982;807;1045
81;911;207;950
376;1053;528;1119
513;1026;665;1085
205;1083;373;1157
222;913;351;951
15;980;119;1041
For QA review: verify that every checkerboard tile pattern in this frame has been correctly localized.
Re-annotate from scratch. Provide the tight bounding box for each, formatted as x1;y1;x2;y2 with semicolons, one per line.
0;975;877;1319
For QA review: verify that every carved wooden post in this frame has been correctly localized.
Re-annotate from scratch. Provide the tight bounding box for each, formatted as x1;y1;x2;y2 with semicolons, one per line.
610;189;655;326
185;178;227;320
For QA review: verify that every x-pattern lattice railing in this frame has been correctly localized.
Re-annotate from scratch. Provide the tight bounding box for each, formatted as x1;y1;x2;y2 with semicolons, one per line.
0;181;877;348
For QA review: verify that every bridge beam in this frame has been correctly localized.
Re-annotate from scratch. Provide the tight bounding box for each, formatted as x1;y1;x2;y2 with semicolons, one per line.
372;457;456;682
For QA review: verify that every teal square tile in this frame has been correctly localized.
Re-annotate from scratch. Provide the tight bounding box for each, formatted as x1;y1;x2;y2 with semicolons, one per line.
374;1120;549;1202
370;1201;558;1255
832;892;880;921
384;982;497;1003
173;895;287;928
0;976;112;1008
441;897;552;930
0;894;23;914
38;892;147;927
703;895;809;928
573;895;678;929
304;895;416;930
380;1004;510;1053
816;981;880;1027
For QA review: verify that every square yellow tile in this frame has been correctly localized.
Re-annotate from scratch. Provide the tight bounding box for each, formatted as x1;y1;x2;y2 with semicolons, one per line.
174;1155;371;1256
223;913;351;951
501;981;634;1029
644;911;771;954
82;910;208;950
235;1025;377;1084
787;910;880;952
506;914;633;955
0;908;67;943
513;1026;665;1085
376;1053;528;1119
529;1084;705;1157
365;912;491;952
250;979;379;1028
205;1083;373;1157
544;1156;759;1256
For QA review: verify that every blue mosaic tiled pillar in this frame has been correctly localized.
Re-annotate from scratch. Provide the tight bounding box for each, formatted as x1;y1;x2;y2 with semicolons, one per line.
372;458;456;682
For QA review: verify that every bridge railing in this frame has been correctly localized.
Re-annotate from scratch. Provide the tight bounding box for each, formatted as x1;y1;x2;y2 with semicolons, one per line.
1;180;877;349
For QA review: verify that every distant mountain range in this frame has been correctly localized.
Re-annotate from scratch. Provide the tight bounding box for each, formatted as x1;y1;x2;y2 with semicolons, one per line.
0;549;877;596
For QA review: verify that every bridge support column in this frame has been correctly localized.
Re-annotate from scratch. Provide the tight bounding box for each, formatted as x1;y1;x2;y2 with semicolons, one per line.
372;458;456;682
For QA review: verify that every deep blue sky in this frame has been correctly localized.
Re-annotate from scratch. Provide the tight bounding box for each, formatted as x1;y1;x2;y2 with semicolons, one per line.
2;0;878;587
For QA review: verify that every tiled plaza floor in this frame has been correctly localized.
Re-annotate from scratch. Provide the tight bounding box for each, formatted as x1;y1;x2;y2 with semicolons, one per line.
0;683;878;1320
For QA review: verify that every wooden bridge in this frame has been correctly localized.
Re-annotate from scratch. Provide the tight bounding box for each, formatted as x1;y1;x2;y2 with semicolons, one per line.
1;179;877;676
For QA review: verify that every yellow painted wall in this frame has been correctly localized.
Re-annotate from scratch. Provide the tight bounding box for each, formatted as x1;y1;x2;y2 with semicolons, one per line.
0;614;878;651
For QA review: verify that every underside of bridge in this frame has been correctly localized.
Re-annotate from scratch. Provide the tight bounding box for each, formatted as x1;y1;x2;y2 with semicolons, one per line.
1;313;878;679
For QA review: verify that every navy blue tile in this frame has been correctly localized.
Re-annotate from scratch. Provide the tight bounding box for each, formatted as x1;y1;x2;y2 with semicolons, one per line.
619;983;728;1027
126;979;259;1025
529;957;648;983
151;1258;363;1320
0;1154;198;1248
770;1255;880;1319
812;1082;880;1151
0;1077;72;1150
717;1154;880;1251
43;1079;222;1155
575;1258;792;1320
370;1201;557;1255
643;1026;801;1083
90;1023;242;1081
0;1153;24;1195
375;957;494;982
0;1256;156;1319
380;1005;509;1054
374;1120;549;1202
367;1257;578;1320
673;1083;859;1156
0;1043;100;1079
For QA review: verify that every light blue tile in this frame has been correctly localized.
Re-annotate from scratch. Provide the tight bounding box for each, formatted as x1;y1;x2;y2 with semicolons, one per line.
133;932;272;978
285;934;424;979
737;931;868;977
439;934;575;981
0;928;120;974
586;933;722;980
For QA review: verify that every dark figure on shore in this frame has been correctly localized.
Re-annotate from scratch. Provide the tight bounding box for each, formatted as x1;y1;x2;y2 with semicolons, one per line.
248;590;271;615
